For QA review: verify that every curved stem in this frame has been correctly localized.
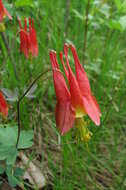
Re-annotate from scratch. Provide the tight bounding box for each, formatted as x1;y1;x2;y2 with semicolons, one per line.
16;69;51;148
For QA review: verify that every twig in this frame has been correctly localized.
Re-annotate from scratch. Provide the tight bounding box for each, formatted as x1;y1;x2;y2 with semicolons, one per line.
83;0;90;63
16;69;51;148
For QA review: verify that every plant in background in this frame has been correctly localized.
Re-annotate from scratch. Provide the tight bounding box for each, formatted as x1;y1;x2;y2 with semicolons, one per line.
0;0;12;22
0;0;12;32
0;70;50;188
0;3;39;186
18;18;38;58
50;44;101;142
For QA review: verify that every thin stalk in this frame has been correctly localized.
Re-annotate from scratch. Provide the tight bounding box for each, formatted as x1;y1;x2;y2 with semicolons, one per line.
16;69;51;148
83;0;90;63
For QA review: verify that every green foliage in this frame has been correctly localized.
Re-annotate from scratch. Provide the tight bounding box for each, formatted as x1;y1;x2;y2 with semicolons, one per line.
0;125;33;177
119;15;126;30
6;166;24;187
14;0;34;8
0;126;33;187
0;0;126;189
18;129;34;149
115;0;126;12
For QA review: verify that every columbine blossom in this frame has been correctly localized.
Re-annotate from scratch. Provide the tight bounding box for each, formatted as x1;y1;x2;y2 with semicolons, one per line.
49;44;101;142
18;18;38;58
0;91;8;117
0;0;12;22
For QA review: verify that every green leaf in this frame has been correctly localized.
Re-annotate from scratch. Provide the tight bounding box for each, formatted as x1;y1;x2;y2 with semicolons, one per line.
122;0;126;12
0;126;34;149
72;9;84;21
6;147;18;165
119;15;126;30
6;166;22;187
109;20;122;31
15;0;34;7
0;145;17;165
0;145;11;160
0;126;33;164
0;127;17;146
114;0;126;13
14;167;24;177
8;174;20;187
114;0;122;11
18;130;34;149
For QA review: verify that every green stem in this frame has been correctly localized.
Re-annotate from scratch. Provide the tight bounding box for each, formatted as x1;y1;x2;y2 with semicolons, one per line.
16;69;51;148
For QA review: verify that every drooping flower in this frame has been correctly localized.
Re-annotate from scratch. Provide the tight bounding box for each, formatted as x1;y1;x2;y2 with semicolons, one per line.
49;44;101;142
29;18;38;57
0;0;12;22
18;18;38;58
0;91;8;117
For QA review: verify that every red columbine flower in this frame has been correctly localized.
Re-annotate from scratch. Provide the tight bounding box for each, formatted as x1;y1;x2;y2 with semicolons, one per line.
50;44;101;142
18;18;38;58
0;91;8;117
0;0;12;22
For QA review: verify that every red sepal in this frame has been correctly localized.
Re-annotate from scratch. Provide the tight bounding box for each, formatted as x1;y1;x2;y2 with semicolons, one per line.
64;44;85;111
56;101;75;135
0;92;8;117
29;18;38;57
70;44;101;125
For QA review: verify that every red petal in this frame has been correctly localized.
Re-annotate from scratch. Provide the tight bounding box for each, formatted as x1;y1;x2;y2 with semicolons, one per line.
18;18;23;29
29;18;38;57
24;18;27;32
83;95;100;125
70;44;101;123
64;44;85;110
18;19;29;58
70;44;91;95
59;52;69;79
91;95;101;116
50;51;70;102
50;50;59;69
56;101;75;135
0;92;8;117
0;0;5;21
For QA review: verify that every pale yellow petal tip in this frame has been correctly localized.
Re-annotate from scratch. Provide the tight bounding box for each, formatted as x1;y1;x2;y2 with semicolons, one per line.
50;50;56;54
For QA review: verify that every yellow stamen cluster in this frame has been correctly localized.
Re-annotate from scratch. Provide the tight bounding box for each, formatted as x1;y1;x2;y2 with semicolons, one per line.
28;51;33;60
0;23;6;32
75;118;92;143
75;106;86;118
